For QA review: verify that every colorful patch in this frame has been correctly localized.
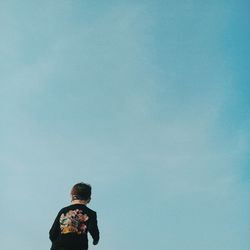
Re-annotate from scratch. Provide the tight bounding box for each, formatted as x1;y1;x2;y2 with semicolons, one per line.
60;209;89;235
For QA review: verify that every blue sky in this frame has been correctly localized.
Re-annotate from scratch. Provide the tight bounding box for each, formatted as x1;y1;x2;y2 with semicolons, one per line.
0;1;249;250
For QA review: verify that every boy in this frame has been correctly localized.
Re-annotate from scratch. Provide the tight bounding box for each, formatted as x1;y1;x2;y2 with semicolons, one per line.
49;182;100;250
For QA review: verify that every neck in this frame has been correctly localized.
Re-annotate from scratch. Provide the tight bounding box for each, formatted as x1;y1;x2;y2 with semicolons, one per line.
71;199;88;205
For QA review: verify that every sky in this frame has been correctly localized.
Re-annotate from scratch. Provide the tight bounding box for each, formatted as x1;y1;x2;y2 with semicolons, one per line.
0;1;249;250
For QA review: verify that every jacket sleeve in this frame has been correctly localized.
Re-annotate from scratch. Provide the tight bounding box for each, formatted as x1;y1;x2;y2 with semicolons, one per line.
49;212;61;242
88;211;100;245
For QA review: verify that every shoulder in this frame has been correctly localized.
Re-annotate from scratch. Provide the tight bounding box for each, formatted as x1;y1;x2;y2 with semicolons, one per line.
82;205;97;216
57;205;75;214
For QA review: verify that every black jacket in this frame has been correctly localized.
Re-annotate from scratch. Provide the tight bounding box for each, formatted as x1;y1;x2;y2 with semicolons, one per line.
49;204;100;250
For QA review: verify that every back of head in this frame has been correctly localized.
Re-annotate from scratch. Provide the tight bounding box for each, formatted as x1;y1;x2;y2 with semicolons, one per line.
71;182;92;201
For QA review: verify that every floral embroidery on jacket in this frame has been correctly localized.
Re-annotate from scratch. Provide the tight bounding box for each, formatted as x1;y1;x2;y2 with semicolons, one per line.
60;209;89;235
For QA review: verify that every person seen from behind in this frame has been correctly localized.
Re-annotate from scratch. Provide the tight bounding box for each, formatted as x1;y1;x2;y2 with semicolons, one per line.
49;182;100;250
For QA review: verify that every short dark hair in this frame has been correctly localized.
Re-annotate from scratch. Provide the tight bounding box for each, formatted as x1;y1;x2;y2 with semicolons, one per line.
71;182;92;201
